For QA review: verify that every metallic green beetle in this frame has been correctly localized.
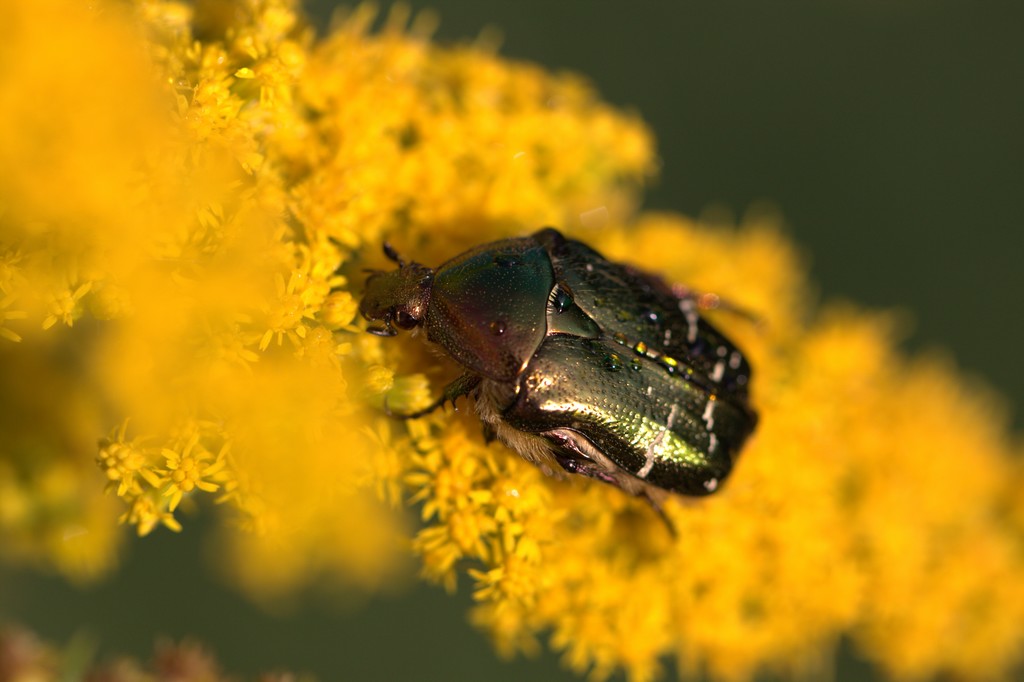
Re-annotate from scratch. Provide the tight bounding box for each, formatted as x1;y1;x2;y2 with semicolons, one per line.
359;228;757;506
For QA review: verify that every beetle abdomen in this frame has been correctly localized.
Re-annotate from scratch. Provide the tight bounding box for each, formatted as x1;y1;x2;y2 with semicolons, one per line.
534;228;753;400
503;334;754;496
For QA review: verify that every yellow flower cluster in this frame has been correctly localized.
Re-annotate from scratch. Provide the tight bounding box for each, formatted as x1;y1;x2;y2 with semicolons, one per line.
1;0;1022;680
402;212;1024;682
0;0;650;593
0;346;122;581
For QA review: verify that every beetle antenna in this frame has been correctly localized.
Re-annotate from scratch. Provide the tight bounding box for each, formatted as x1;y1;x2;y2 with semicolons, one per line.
382;242;405;267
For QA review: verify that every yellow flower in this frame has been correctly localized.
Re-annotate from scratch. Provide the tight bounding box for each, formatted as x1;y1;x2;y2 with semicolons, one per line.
120;491;184;537
97;421;162;497
0;342;122;580
157;435;229;512
0;1;1021;681
0;293;27;342
41;280;92;330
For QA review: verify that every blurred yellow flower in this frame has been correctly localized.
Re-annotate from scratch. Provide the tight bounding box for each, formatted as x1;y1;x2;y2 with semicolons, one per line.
0;0;1021;681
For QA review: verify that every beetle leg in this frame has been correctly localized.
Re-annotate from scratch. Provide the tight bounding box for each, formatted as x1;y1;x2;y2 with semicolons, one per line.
545;430;678;537
551;449;616;485
384;372;482;419
553;444;678;538
438;372;483;410
366;322;398;337
672;285;762;328
480;422;498;444
642;493;678;539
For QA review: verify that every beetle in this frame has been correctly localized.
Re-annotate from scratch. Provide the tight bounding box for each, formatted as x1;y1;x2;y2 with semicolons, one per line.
359;227;757;507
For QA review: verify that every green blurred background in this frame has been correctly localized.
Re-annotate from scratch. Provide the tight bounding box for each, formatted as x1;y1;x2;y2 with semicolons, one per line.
2;1;1021;680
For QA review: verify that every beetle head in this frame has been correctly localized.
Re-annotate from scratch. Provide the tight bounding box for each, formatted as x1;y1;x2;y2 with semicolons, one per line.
360;244;434;336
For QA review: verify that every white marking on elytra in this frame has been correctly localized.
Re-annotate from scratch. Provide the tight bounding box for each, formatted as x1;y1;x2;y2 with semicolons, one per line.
585;263;594;272
666;402;680;430
716;345;728;357
638;403;679;479
703;477;718;492
708;432;718;453
702;399;716;429
711;360;725;383
729;351;742;369
646;385;653;396
679;298;699;343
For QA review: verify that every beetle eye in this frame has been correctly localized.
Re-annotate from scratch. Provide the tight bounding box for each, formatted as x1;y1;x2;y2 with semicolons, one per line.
393;309;418;329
